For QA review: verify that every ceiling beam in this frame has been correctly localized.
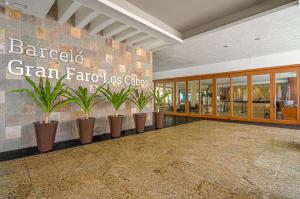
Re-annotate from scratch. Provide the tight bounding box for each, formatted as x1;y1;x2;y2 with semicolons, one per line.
86;0;182;42
150;44;170;51
134;37;157;47
75;7;99;29
103;23;128;38
89;16;115;35
126;33;149;45
57;0;81;24
144;40;166;49
73;0;182;45
114;28;138;42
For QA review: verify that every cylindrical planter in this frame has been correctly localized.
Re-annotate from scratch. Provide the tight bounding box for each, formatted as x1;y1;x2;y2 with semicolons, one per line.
76;117;95;144
108;115;124;138
133;113;147;133
153;112;164;129
33;121;58;153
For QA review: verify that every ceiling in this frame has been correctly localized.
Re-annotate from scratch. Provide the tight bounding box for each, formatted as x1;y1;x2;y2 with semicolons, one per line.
1;0;297;51
153;5;300;72
125;0;296;39
126;0;265;32
0;0;183;50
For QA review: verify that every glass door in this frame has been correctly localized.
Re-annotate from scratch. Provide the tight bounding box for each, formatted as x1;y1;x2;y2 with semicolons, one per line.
275;71;298;121
216;77;230;116
252;74;271;119
155;83;164;111
165;82;174;112
176;81;187;113
188;80;200;114
232;76;248;118
200;79;214;115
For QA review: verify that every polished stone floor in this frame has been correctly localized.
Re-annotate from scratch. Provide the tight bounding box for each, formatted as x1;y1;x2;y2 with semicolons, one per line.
1;120;300;199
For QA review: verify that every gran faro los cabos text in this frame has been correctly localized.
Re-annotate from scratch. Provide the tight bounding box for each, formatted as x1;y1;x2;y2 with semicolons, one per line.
7;38;149;87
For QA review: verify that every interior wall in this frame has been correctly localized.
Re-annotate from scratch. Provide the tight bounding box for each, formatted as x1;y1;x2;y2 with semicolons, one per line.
153;50;300;80
0;6;153;152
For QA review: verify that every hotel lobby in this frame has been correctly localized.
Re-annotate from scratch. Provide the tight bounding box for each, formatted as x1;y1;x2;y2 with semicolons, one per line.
0;0;300;198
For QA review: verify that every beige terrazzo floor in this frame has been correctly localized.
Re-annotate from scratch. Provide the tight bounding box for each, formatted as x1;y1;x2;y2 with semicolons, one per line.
1;120;300;199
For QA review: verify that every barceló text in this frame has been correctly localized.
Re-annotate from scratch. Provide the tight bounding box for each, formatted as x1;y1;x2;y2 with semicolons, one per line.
7;37;149;87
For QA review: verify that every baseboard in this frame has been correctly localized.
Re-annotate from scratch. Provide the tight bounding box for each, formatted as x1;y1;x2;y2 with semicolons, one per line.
0;125;155;162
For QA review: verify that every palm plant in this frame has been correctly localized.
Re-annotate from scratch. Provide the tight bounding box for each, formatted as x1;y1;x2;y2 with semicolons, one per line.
99;85;133;116
130;88;153;113
152;89;172;112
11;75;70;123
64;85;104;119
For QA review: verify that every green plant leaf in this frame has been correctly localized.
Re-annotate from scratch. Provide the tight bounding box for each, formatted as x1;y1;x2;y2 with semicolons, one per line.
11;75;71;117
64;84;105;116
151;89;171;112
99;85;132;115
130;88;153;112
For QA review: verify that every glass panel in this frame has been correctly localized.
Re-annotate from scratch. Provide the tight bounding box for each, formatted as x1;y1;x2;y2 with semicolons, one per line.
216;78;230;116
233;76;248;118
155;83;164;111
200;79;213;115
276;72;298;121
165;82;174;112
252;74;270;119
188;80;200;114
176;81;186;113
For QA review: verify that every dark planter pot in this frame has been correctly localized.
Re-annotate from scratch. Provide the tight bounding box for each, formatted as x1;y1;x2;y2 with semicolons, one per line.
108;115;124;138
133;113;147;133
76;117;95;144
33;121;58;153
153;112;164;129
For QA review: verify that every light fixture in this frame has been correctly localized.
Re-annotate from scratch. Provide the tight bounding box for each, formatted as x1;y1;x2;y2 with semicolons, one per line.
254;37;260;41
2;0;27;10
223;45;229;48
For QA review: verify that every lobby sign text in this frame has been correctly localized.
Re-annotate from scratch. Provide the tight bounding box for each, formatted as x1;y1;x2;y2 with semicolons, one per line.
7;38;149;87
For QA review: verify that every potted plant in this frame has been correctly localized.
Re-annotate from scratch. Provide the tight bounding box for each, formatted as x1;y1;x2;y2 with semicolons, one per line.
99;85;132;138
11;76;70;153
152;89;171;129
64;86;104;144
130;88;153;133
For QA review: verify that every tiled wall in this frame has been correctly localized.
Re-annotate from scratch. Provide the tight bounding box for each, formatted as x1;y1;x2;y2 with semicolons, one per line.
0;6;153;152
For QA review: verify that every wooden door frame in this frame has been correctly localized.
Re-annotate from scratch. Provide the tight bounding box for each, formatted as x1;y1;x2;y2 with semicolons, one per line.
164;81;176;114
273;68;300;124
186;79;201;115
250;71;272;122
153;64;300;125
215;75;231;119
230;73;251;121
199;77;215;117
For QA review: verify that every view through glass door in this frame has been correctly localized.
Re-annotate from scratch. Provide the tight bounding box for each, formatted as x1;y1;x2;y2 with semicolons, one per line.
232;76;248;118
252;74;271;120
275;71;298;122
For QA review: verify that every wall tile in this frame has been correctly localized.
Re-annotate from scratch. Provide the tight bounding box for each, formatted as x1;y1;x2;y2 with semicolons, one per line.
5;126;21;139
0;6;153;152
